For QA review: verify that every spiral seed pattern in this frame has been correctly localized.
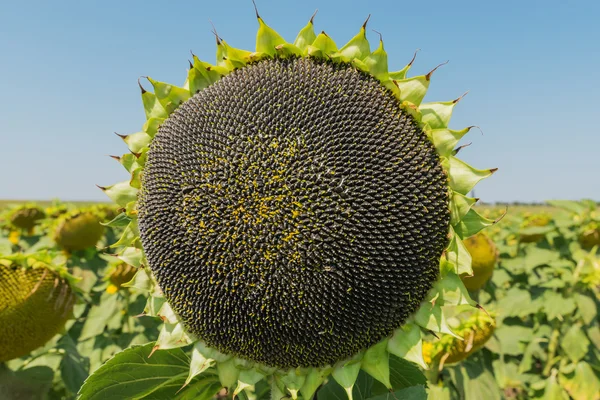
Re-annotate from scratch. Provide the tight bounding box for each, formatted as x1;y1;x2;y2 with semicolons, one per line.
139;57;450;368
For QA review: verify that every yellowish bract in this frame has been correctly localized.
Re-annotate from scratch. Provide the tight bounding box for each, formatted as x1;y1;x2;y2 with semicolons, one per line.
460;233;497;291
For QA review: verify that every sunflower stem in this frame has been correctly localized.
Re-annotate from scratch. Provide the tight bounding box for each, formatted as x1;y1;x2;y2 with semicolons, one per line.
542;322;560;377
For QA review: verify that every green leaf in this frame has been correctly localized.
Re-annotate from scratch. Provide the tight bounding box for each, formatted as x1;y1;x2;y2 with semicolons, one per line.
308;32;338;57
542;372;569;400
332;360;362;400
369;385;427;400
523;247;559;272
142;117;165;138
0;365;54;400
118;247;144;268
426;385;451;400
561;325;590;363
448;358;502;400
78;343;218;400
300;368;330;400
382;356;426;392
79;293;119;341
187;64;221;94
496;288;533;318
495;325;533;355
58;335;90;395
446;230;473;276
414;302;458;337
155;322;194;350
362;39;388;80
560;361;600;400
110;221;139;248
543;291;576;321
575;293;597;325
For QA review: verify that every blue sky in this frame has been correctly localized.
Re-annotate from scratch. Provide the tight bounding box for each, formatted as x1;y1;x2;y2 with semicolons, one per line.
1;0;598;203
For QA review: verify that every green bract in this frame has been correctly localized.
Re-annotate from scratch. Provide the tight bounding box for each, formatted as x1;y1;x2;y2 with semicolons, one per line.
100;8;496;399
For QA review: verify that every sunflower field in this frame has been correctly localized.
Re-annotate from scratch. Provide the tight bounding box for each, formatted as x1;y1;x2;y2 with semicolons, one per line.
1;199;598;399
1;4;599;400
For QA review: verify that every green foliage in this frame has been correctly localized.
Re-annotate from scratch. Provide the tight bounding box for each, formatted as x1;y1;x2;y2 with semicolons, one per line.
426;200;600;399
1;199;599;399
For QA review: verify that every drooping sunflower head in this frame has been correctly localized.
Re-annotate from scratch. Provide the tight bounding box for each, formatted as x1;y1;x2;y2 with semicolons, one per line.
8;205;46;232
104;261;138;294
52;210;105;252
0;252;76;362
424;309;496;367
101;6;496;397
579;221;600;249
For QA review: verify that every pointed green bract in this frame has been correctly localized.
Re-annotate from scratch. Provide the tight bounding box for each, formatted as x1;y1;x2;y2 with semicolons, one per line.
433;272;476;307
185;345;215;387
294;18;317;51
429;126;473;156
362;38;388;80
415;302;461;338
420;100;459;129
300;367;330;400
396;75;429;106
147;77;191;114
141;85;168;120
337;19;370;61
450;191;479;225
361;340;391;388
234;369;265;398
453;208;495;238
256;17;286;55
278;369;306;400
308;32;338;57
217;358;240;390
100;181;138;207
389;50;418;80
447;228;474;275
388;323;428;369
448;156;496;195
332;359;362;400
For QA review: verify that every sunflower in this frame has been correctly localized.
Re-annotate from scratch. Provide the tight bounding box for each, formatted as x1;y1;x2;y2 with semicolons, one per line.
0;251;76;362
100;6;496;398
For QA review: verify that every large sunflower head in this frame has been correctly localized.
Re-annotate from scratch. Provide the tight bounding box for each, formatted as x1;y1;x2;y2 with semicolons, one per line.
101;6;496;398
